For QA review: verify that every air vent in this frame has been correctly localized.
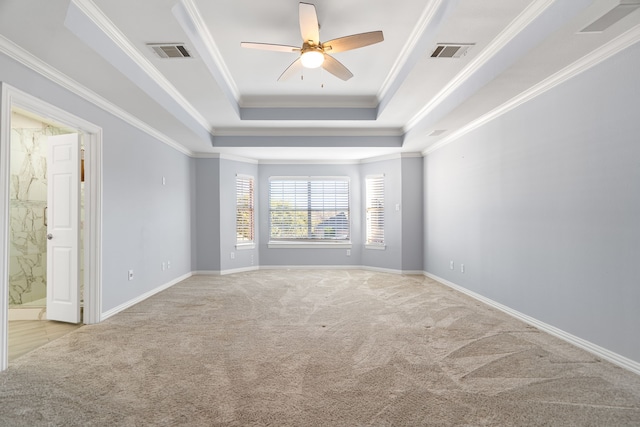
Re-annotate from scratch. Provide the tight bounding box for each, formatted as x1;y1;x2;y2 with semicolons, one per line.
428;129;447;137
431;43;474;58
579;1;640;33
147;43;192;59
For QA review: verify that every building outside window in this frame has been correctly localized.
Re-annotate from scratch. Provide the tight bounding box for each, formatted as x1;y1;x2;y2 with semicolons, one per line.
269;177;350;243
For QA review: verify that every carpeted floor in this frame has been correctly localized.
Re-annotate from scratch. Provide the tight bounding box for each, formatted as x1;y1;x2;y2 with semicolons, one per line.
1;270;640;426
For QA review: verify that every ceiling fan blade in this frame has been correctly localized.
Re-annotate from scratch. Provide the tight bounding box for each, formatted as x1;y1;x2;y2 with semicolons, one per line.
323;31;384;53
322;54;353;81
278;57;303;81
241;42;300;53
299;2;320;45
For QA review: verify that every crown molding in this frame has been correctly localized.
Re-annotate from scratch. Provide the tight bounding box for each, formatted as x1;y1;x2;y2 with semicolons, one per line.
376;0;458;116
423;23;640;156
360;152;423;164
0;34;192;157
193;153;259;164
69;0;211;132
172;0;240;114
405;0;557;132
377;0;449;104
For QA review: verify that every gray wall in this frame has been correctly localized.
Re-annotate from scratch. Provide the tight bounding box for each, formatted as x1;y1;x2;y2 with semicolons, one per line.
423;42;640;362
193;158;220;272
0;52;194;314
401;157;423;272
360;158;402;271
219;158;259;272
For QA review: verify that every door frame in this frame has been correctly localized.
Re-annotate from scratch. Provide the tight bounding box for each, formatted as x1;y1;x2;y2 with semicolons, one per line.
0;83;102;371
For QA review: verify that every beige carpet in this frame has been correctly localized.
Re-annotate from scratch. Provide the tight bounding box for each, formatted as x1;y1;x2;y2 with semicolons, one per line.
1;270;639;426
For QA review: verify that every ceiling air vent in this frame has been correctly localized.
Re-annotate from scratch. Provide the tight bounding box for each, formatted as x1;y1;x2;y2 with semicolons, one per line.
147;43;192;59
431;43;474;58
428;129;447;137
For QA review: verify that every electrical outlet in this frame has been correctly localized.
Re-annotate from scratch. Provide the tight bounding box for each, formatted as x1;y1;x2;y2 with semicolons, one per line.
449;260;454;270
461;263;465;273
346;249;351;256
230;252;235;259
167;260;171;269
128;270;134;281
162;262;166;271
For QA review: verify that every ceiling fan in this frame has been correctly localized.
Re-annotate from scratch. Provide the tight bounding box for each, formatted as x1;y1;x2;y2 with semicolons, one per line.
240;2;384;81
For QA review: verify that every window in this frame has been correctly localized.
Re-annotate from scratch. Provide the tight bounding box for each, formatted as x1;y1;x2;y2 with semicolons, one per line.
269;177;350;244
365;174;385;248
236;174;254;247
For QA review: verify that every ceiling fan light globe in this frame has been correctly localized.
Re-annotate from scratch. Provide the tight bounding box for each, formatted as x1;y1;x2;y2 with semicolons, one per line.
301;50;324;68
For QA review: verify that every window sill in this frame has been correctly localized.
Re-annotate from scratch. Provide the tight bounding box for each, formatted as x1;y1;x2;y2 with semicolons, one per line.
365;244;386;250
235;243;255;250
268;241;352;249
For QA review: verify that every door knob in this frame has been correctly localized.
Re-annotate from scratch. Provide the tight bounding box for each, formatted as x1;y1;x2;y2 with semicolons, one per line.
47;233;53;240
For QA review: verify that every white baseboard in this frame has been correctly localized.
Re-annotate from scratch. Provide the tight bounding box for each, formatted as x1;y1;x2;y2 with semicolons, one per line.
220;266;259;276
259;265;362;270
424;272;640;376
196;265;422;275
361;266;423;275
101;272;193;321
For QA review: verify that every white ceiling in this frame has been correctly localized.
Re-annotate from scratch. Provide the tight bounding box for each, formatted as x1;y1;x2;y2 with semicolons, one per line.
0;0;639;160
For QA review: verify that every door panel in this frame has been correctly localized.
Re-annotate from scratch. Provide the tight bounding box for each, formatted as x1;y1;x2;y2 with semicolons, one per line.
46;134;80;324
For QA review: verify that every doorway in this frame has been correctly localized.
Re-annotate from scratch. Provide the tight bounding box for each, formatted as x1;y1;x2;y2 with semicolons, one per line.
0;83;102;371
6;111;84;362
8;110;80;322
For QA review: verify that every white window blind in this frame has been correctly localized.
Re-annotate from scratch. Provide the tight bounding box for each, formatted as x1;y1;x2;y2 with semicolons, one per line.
366;174;385;246
269;177;350;241
236;175;254;244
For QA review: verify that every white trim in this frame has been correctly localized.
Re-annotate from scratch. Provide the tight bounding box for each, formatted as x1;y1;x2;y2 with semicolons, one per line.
424;272;640;376
192;153;259;164
172;0;240;108
69;0;211;132
235;243;255;250
0;84;10;371
256;265;422;275
193;270;221;276
0;84;104;371
360;152;422;164
423;23;640;156
377;0;446;101
268;242;352;249
0;34;192;157
406;0;556;132
101;272;192;321
259;265;361;271
269;175;350;182
361;266;402;275
365;244;386;251
220;266;259;276
83;130;102;325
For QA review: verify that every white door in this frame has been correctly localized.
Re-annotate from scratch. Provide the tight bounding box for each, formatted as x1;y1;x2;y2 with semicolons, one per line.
46;133;81;323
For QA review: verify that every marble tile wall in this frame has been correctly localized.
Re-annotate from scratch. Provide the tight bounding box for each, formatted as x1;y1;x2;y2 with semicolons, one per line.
9;117;65;307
